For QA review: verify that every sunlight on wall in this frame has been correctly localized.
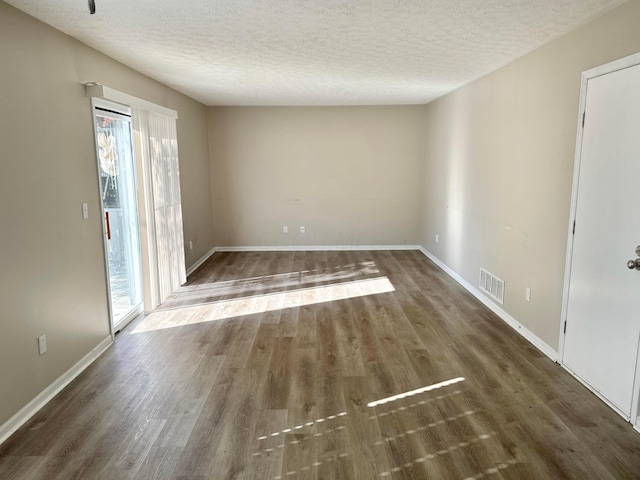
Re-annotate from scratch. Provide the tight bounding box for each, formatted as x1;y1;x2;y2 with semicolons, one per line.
131;276;395;334
444;94;470;271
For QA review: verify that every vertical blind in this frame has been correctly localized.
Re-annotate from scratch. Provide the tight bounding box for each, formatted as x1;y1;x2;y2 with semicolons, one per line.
135;109;187;307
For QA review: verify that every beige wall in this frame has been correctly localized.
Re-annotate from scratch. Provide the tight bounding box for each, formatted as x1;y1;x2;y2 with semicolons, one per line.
208;106;424;247
0;2;213;427
420;0;640;350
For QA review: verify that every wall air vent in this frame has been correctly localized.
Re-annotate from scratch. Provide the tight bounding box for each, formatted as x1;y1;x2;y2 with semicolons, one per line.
479;268;504;305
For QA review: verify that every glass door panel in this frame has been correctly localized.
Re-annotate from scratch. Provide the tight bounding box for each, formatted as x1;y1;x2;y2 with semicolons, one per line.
94;103;143;330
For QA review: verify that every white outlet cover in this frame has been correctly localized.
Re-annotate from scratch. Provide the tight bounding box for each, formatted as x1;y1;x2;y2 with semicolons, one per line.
38;335;47;355
82;203;89;219
300;226;305;233
283;226;288;233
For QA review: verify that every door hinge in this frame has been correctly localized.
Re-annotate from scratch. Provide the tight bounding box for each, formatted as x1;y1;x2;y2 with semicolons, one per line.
572;220;576;235
582;111;586;128
564;321;567;334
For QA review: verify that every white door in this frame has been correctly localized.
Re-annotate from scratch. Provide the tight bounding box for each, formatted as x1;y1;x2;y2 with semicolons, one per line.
563;62;640;419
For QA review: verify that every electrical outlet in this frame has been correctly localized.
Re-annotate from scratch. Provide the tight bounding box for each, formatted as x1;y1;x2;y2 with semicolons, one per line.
189;241;193;250
525;288;531;302
82;203;89;219
435;234;439;243
38;335;47;355
283;226;288;233
300;226;305;234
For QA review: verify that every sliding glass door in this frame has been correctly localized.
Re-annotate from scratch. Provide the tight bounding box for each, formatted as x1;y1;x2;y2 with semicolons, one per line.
93;100;143;331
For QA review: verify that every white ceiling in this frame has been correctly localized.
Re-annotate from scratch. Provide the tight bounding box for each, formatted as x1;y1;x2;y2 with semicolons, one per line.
6;0;626;106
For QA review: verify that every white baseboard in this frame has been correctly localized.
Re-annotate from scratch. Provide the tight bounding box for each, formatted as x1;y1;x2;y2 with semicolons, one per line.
0;335;113;446
635;419;640;433
186;247;216;276
215;245;422;252
419;247;558;362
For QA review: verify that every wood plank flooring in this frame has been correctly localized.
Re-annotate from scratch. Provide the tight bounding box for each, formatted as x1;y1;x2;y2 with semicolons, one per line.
1;250;640;479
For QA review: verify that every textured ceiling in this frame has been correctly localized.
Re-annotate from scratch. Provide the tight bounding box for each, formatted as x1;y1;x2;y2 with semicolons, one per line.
5;0;626;106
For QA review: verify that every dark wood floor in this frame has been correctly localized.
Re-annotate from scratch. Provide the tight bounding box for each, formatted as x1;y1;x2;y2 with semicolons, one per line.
1;250;640;479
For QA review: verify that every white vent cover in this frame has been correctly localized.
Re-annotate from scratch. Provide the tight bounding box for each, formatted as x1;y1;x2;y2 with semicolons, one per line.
479;268;504;305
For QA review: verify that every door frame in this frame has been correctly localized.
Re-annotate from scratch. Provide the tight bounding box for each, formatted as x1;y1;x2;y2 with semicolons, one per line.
91;97;145;336
86;84;182;316
559;51;640;430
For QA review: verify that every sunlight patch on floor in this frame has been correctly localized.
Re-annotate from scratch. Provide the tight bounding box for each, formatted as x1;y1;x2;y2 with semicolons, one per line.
172;261;381;303
132;276;395;334
367;377;466;407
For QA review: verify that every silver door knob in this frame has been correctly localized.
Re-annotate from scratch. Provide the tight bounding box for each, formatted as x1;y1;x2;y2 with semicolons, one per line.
627;259;640;270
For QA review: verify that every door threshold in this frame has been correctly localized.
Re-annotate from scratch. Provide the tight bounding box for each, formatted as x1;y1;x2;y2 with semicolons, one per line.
113;303;144;334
